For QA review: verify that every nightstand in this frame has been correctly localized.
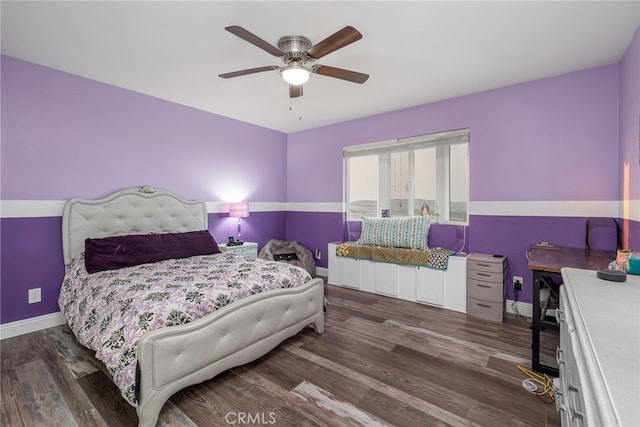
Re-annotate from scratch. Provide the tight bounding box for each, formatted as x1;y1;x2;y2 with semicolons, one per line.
218;242;258;259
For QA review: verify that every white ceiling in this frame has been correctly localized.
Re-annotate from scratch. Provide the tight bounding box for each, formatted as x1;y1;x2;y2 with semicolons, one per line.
2;1;639;134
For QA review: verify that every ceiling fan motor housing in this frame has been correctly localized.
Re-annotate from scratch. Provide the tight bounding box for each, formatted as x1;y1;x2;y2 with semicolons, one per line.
277;36;312;54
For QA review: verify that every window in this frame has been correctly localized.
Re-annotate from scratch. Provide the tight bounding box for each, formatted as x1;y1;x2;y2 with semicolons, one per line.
345;128;469;224
347;155;379;218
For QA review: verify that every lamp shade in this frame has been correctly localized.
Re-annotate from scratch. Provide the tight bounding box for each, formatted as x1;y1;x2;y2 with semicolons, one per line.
228;202;250;218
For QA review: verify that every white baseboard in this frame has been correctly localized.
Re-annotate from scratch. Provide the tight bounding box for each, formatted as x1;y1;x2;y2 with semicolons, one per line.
0;312;67;340
315;266;328;277
505;300;533;318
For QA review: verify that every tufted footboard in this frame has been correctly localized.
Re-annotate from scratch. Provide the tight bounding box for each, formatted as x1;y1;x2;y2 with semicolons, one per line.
135;278;325;427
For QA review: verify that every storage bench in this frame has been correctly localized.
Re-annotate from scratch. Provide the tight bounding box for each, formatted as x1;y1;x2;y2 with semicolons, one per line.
328;242;467;313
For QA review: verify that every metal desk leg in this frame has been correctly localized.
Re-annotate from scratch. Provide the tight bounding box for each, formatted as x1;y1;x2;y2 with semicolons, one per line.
531;269;560;377
532;270;541;372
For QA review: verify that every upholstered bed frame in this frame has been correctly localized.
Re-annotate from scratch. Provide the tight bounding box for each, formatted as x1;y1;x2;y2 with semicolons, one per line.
62;186;325;427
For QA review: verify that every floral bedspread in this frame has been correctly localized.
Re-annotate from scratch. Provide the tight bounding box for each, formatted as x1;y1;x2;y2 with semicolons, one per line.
58;252;311;406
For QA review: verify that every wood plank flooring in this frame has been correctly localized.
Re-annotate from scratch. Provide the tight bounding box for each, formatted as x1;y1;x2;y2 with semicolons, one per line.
1;284;560;426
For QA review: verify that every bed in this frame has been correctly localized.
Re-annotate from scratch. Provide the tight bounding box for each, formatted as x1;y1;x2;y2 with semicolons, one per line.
58;186;325;427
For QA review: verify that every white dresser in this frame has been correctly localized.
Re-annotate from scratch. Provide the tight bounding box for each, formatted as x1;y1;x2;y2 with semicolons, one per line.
557;268;640;426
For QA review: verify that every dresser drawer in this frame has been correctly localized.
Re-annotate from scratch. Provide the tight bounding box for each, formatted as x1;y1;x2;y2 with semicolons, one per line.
467;269;503;283
219;242;258;259
466;297;503;322
467;254;505;273
467;278;503;301
232;246;258;257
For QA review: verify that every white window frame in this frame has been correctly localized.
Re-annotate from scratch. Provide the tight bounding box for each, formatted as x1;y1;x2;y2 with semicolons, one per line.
344;128;469;225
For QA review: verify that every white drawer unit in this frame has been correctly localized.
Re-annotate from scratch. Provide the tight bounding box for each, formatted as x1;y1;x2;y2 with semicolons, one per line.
340;257;361;289
415;266;444;305
218;242;258;259
466;253;506;322
557;268;640;427
556;287;586;427
374;262;398;296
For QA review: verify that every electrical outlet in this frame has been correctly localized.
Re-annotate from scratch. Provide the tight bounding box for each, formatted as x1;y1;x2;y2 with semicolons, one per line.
28;288;41;304
513;276;523;291
314;249;322;260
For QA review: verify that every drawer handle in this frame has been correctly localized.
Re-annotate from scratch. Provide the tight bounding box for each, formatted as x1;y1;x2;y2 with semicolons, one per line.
569;407;584;421
477;272;491;277
476;263;491;267
477;303;491;308
567;386;584;420
554;390;567;412
476;284;491;288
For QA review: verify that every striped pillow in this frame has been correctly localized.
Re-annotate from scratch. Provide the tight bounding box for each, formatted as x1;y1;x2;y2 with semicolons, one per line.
358;216;430;250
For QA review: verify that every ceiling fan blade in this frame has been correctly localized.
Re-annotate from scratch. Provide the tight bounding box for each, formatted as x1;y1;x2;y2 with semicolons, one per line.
289;84;303;98
313;65;369;84
219;66;280;79
306;26;363;59
225;26;283;57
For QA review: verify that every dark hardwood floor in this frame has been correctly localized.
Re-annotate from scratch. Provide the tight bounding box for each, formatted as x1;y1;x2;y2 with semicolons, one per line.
1;284;560;426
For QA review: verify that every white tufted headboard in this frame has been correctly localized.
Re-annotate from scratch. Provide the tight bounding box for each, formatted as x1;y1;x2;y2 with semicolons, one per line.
62;186;208;265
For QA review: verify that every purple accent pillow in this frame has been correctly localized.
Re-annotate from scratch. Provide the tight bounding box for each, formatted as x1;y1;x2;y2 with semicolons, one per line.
85;230;220;274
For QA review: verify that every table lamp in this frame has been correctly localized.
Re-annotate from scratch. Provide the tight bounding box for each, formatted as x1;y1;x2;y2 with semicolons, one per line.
228;202;250;242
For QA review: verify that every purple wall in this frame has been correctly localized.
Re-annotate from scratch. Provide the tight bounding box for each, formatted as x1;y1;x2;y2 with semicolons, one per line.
0;56;288;324
1;56;288;202
619;27;640;250
286;64;631;305
0;217;66;322
287;66;619;204
285;211;346;262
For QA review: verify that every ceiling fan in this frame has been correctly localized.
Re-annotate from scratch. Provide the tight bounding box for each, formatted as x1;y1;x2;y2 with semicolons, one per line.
219;25;369;98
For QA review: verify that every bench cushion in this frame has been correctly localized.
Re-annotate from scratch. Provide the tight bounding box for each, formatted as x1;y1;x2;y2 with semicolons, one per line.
336;242;454;270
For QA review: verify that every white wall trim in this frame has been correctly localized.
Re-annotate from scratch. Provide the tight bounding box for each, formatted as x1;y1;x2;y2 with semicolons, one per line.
207;202;343;214
1;200;66;218
0;311;67;340
286;202;345;213
621;198;640;223
206;202;287;214
3;199;639;221
470;200;624;218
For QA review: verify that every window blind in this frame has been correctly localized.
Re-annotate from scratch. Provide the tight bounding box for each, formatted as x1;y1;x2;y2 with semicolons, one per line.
343;128;469;158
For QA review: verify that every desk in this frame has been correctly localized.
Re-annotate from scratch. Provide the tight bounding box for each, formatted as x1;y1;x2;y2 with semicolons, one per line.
528;245;615;376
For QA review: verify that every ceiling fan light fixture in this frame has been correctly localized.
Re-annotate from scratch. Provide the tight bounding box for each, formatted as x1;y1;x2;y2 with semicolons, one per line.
281;64;310;85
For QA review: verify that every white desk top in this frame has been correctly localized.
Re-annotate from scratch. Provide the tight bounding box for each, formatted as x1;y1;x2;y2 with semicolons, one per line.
561;268;640;426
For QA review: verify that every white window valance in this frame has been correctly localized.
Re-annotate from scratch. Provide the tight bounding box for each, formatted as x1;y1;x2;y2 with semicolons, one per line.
343;128;469;158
